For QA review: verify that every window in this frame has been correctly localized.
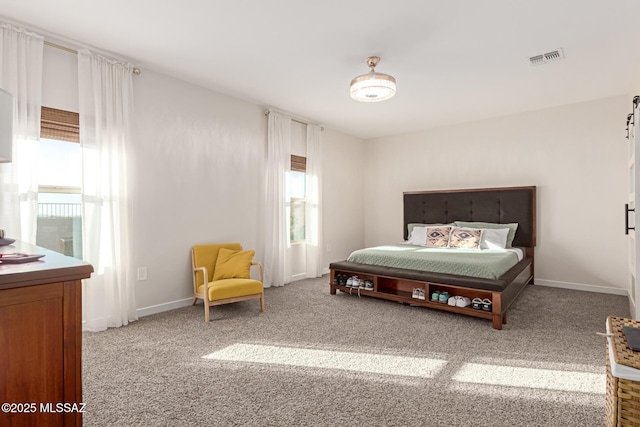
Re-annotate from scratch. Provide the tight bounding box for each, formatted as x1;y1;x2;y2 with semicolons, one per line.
37;107;83;259
288;155;306;243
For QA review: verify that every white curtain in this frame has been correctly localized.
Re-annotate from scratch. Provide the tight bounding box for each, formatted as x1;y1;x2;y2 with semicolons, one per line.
305;124;323;277
78;49;137;331
0;24;43;243
264;111;291;287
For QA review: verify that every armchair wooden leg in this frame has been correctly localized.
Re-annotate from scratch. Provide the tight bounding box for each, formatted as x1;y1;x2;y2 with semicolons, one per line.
260;294;265;312
192;297;198;306
204;304;210;323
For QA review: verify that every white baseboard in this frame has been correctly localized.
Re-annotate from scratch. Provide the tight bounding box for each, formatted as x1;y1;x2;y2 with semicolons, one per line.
136;297;193;318
534;279;629;296
134;279;627;318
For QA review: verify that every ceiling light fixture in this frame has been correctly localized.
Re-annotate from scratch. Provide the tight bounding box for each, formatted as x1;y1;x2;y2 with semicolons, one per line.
350;56;396;102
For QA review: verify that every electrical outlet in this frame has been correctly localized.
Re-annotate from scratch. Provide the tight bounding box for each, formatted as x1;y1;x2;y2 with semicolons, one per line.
137;267;148;281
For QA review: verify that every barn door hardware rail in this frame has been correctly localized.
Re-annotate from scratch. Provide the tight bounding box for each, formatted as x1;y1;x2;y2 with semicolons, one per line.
626;203;635;235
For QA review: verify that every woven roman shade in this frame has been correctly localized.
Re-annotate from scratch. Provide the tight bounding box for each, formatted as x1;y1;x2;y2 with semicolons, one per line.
291;155;306;172
41;107;79;143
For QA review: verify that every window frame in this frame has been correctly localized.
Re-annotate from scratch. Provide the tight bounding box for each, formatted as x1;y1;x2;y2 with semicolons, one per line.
288;155;307;244
36;107;83;259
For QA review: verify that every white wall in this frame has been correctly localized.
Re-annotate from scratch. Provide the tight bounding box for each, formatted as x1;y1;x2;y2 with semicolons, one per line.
40;45;366;314
364;96;628;292
130;69;268;309
131;70;366;311
42;45;78;112
322;128;366;268
41;28;627;308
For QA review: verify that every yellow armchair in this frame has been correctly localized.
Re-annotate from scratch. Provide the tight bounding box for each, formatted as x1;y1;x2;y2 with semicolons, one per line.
191;243;265;322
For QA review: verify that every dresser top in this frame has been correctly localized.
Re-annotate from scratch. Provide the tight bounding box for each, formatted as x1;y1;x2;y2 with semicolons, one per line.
0;241;93;290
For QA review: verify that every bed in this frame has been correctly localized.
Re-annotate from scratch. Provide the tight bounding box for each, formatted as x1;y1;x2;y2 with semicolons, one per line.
329;186;536;330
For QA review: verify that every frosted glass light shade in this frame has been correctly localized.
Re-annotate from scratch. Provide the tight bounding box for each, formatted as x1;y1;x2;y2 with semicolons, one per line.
0;88;13;163
350;56;396;102
350;72;396;102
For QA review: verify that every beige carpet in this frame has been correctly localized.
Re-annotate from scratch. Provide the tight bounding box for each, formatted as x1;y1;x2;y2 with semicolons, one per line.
83;276;629;426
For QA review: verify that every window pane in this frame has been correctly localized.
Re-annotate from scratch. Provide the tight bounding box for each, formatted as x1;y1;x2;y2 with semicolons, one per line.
36;192;83;259
38;193;81;204
290;171;306;199
37;138;83;259
38;138;82;187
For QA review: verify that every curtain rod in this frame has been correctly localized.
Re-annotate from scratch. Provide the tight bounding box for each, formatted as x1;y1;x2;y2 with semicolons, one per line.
264;109;324;131
44;40;141;75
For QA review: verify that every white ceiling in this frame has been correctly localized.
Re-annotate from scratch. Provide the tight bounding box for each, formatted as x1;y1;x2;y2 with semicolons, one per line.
2;0;640;139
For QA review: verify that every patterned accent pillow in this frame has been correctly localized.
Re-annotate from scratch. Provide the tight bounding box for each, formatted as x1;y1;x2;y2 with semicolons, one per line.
425;226;452;248
454;221;518;247
449;227;482;249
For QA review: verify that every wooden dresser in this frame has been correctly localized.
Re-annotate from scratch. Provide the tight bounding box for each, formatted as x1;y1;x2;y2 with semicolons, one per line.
0;242;93;426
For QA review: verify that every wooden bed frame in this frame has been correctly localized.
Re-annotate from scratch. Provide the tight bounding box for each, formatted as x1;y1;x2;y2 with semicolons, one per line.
329;186;536;330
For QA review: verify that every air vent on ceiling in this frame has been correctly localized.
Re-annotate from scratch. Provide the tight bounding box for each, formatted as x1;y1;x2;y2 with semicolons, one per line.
529;49;564;66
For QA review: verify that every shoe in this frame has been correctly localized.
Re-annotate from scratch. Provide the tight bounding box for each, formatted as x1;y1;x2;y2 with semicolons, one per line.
438;291;449;303
418;289;426;300
482;298;492;311
353;277;361;289
431;291;441;302
338;275;346;285
456;296;472;308
472;298;483;310
346;277;353;287
365;280;374;291
412;288;420;299
448;296;458;306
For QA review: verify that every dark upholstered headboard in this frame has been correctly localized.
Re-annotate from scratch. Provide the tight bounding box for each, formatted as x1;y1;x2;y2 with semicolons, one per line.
403;186;536;248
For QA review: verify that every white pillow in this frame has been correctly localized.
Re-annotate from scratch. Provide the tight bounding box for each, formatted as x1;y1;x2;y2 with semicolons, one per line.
407;226;427;245
480;228;510;249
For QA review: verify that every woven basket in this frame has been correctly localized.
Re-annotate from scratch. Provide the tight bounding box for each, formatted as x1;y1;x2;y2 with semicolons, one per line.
606;317;640;426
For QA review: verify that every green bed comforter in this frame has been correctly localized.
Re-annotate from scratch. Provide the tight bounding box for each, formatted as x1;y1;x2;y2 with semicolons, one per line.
346;244;520;280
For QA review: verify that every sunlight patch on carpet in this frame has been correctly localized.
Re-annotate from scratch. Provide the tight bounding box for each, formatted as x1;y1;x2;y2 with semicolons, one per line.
203;344;448;378
452;363;605;394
